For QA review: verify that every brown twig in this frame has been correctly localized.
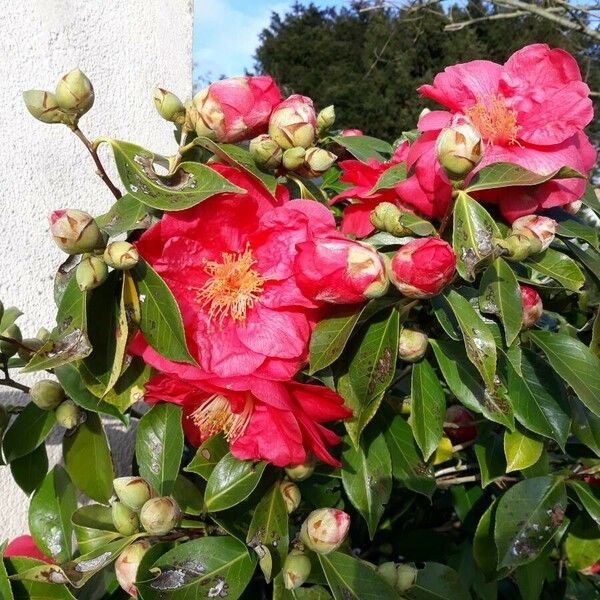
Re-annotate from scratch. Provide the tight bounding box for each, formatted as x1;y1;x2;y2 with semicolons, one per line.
0;359;29;394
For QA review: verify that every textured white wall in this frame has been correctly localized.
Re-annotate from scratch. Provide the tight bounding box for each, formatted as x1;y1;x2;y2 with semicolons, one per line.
0;0;193;539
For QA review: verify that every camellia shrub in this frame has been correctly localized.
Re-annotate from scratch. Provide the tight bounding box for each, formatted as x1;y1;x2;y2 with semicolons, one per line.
1;43;600;599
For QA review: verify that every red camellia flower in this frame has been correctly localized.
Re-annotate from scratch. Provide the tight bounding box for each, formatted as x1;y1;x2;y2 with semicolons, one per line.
416;43;596;221
520;285;543;329
388;237;456;298
144;374;350;466
193;75;282;143
4;535;53;563
444;406;477;444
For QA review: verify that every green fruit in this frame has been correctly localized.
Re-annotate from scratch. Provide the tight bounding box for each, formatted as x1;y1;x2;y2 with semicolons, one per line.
30;380;65;410
55;399;83;429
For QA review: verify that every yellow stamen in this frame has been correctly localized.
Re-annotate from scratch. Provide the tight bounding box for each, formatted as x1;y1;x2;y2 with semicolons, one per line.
465;95;519;146
190;394;253;441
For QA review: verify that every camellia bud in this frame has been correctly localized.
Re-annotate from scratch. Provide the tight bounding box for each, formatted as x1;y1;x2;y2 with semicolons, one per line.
304;147;337;175
444;405;477;444
494;233;539;262
398;328;428;363
282;147;306;171
565;200;582;215
76;256;108;291
300;508;351;555
316;105;335;132
0;324;22;358
295;238;388;304
369;202;411;237
435;115;483;181
36;327;51;342
18;338;44;361
55;399;84;429
388;238;456;298
112;501;140;536
285;455;316;482
30;380;64;411
511;215;556;253
22;90;65;124
396;564;418;592
249;134;283;169
55;69;94;116
103;242;139;270
520;285;542;329
269;95;316;149
283;549;312;590
115;540;151;598
152;88;185;123
279;480;301;514
113;477;154;511
377;562;399;587
49;209;105;255
339;128;363;137
139;497;181;535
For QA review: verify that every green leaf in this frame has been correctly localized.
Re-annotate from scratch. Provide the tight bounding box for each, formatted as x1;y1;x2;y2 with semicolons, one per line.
99;138;244;210
526;248;585;292
564;238;600;280
3;403;55;462
383;414;436;497
172;475;204;517
404;562;471;600
135;402;184;496
367;162;407;194
318;551;401;600
466;162;583;193
132;259;195;364
473;500;501;580
347;307;399;404
331;135;392;162
514;555;551;600
246;482;289;581
474;433;507;488
5;557;76;600
341;430;392;538
504;429;543;473
479;258;522;345
442;290;497;388
204;453;267;512
95;193;151;236
452;192;499;281
63;412;114;503
529;331;600;417
556;218;599;248
398;212;437;237
581;182;600;214
0;542;14;600
28;465;76;563
410;359;445;461
185;434;229;480
273;576;332;599
9;443;48;495
0;307;22;330
136;536;256;600
570;397;600;457
564;515;600;571
494;475;567;568
71;504;120;554
431;339;514;430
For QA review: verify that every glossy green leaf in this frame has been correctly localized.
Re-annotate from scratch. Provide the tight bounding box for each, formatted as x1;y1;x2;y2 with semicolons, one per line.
5;556;76;600
0;542;14;600
204;453;267;512
474;433;507;488
398;212;436;236
581;182;600;214
136;402;184;496
410;359;445;461
341;430;392;538
529;331;600;417
63;412;113;503
473;499;503;580
564;515;600;571
28;465;76;563
71;504;120;554
3;403;55;462
569;480;600;525
570;397;600;457
136;536;256;599
367;162;406;194
185;434;229;480
514;555;551;600
564;238;600;279
494;475;567;568
273;576;332;599
526;248;585;292
9;443;48;495
95;193;151;236
172;474;204;516
404;562;471;600
556;218;599;248
504;429;543;473
331;135;392;162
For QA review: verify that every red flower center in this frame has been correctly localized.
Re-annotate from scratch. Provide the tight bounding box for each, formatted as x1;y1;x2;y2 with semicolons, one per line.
465;95;519;146
190;393;254;441
195;244;264;326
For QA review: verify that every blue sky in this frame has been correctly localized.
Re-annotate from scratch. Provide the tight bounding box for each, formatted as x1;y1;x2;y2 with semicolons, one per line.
193;0;348;85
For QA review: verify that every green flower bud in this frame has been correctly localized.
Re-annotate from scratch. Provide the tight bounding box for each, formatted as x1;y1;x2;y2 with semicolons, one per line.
139;497;181;535
49;209;105;255
55;68;94;116
396;564;418;592
103;242;139;270
0;324;22;358
398;328;428;363
282;147;306;171
36;327;51;342
115;540;151;597
369;202;412;237
494;233;541;262
112;501;140;536
304;147;337;175
113;476;154;511
249;134;283;169
377;562;398;587
76;256;108;291
283;549;312;590
18;338;44;361
279;480;301;514
435;115;483;181
300;508;351;555
317;105;335;132
285;455;316;482
22;90;65;124
30;380;64;410
55;399;84;429
153;87;185;123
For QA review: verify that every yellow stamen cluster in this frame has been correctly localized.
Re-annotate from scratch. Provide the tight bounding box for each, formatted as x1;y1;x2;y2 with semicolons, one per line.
190;394;253;441
465;95;519;146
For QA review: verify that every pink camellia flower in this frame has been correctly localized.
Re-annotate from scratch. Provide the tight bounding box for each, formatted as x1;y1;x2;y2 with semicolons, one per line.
417;44;596;221
520;285;543;329
388;237;456;298
269;95;317;149
511;215;557;252
192;75;282;143
4;535;53;563
339;128;364;137
300;508;351;554
295;238;388;304
144;374;350;467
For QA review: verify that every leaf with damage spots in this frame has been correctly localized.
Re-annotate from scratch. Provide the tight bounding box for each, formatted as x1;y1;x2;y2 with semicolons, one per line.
4;556;75;600
404;562;471;600
95;193;152;237
525;248;585;292
71;504;120;555
185;434;229;481
2;402;55;462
